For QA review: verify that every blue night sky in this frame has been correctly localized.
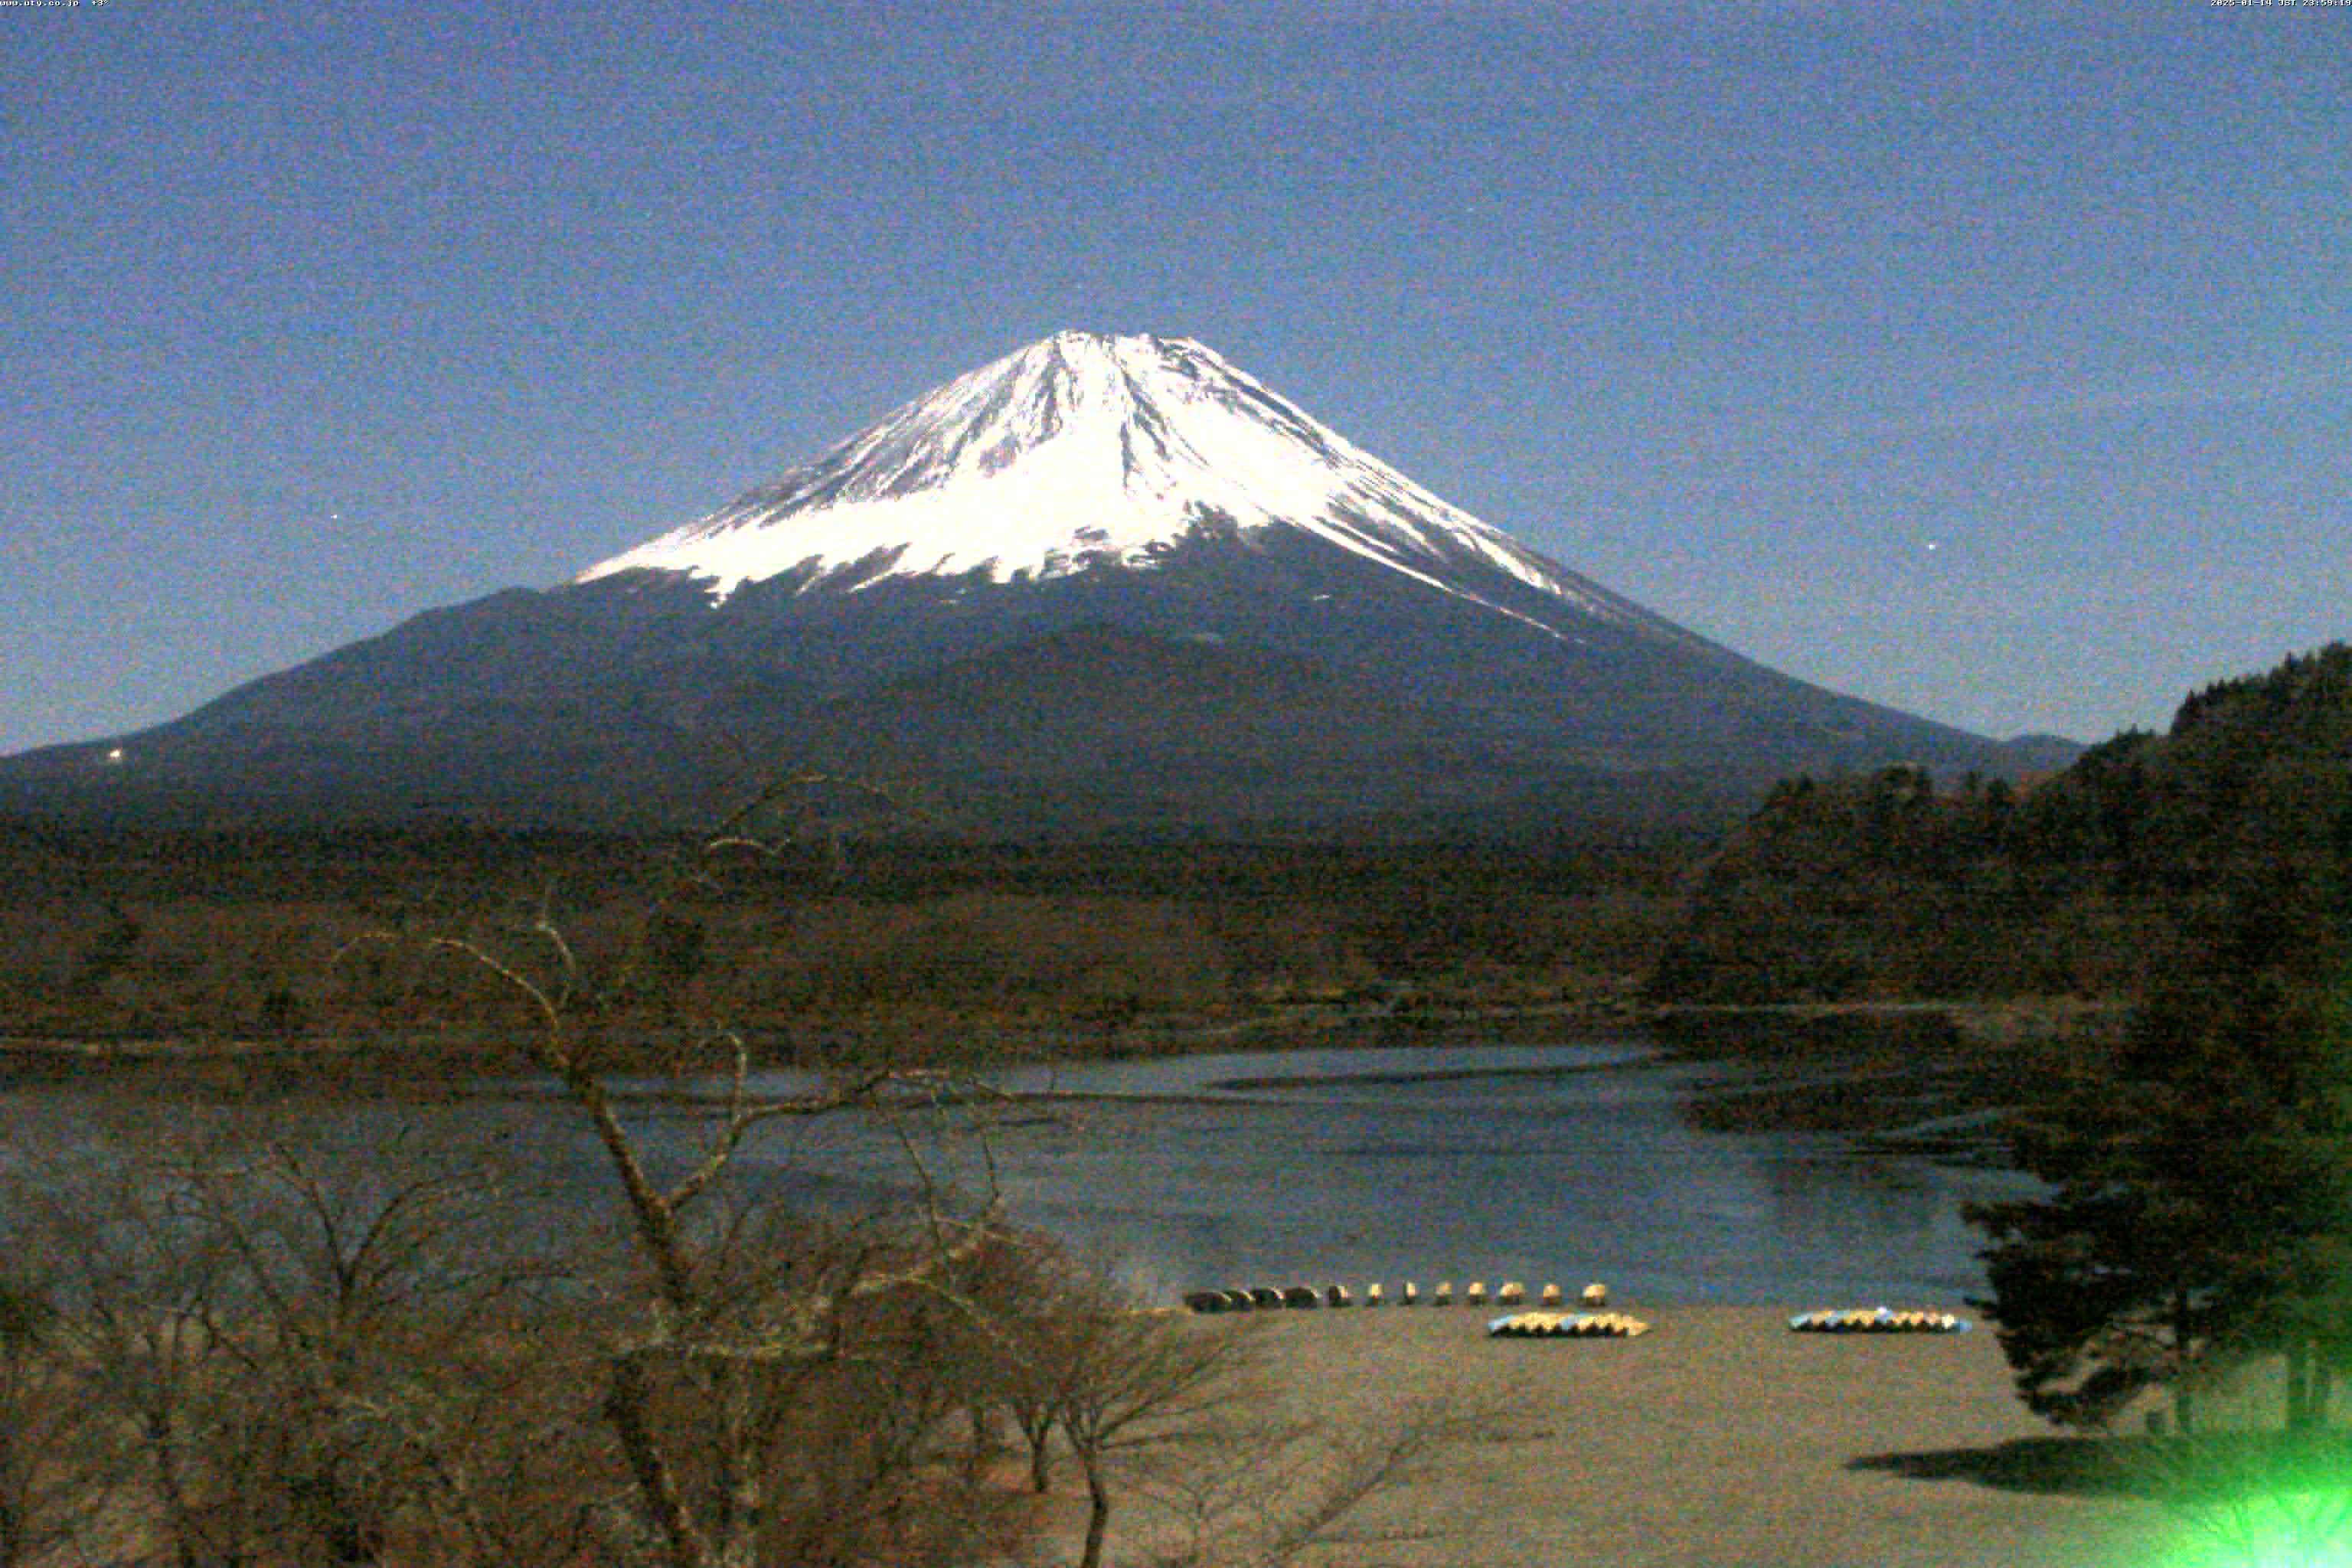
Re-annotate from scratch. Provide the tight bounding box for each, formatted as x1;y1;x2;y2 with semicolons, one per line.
5;0;2346;758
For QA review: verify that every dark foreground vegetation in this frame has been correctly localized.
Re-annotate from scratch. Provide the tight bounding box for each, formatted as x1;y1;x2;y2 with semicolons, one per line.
0;1107;1472;1568
1939;649;2352;1457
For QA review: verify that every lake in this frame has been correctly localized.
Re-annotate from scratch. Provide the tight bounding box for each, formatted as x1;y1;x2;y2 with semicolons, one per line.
633;1029;2034;1305
0;1027;2038;1307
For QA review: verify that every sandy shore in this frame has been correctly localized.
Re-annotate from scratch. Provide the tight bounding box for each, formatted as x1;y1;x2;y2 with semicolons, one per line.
1060;1304;2180;1568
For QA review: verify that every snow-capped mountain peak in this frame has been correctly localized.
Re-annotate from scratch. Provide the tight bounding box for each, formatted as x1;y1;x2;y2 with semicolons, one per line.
6;331;2037;831
575;331;1681;641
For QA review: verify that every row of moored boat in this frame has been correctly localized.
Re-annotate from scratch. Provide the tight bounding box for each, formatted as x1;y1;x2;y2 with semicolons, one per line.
1183;1279;1611;1313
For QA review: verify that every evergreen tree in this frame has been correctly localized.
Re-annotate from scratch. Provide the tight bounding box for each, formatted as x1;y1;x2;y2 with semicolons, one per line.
1968;870;2352;1432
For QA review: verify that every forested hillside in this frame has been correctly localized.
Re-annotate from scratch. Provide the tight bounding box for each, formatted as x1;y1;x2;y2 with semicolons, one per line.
1651;643;2352;1006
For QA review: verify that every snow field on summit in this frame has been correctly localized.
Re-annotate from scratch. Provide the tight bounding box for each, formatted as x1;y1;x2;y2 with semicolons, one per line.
575;332;1666;640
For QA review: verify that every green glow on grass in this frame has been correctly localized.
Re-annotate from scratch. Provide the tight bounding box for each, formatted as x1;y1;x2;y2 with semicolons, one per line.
2142;1509;2352;1568
2131;1436;2352;1568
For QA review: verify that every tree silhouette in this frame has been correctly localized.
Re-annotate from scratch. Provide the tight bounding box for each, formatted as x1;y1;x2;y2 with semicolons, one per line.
1969;865;2352;1432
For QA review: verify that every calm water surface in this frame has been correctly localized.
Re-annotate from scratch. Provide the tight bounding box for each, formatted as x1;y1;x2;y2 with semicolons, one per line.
2;1032;2036;1305
707;1034;2035;1304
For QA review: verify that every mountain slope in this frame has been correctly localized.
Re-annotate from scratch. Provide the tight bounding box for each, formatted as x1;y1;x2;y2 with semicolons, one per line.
2;331;2043;835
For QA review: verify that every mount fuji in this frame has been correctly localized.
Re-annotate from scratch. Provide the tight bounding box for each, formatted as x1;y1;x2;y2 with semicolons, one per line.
575;331;1687;647
4;332;2053;834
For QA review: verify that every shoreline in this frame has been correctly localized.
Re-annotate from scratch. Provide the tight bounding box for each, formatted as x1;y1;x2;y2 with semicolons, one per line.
0;990;2121;1070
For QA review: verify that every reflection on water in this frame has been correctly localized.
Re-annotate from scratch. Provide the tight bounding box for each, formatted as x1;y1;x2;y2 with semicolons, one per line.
0;1029;2037;1306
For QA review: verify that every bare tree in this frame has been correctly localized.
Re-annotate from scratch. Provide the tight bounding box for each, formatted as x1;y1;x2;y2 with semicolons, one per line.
1134;1397;1478;1568
0;775;1465;1568
0;776;1023;1568
963;1246;1481;1568
948;1227;1081;1495
352;777;1013;1568
7;1139;280;1568
4;1108;580;1568
0;1263;87;1568
170;1116;560;1567
976;1257;1257;1568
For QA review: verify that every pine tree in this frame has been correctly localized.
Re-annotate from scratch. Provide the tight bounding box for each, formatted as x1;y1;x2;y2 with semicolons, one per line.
1968;871;2352;1432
